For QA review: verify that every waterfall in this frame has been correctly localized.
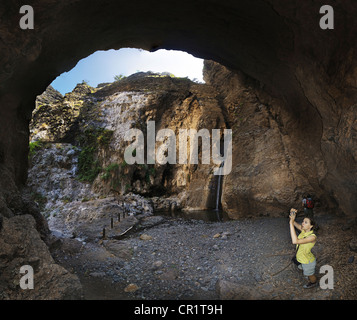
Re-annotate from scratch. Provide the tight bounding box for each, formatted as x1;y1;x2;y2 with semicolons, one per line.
215;161;224;221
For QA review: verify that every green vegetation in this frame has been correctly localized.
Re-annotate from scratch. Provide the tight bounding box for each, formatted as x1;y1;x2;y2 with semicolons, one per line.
101;160;130;189
61;196;72;204
114;74;126;81
101;163;120;181
145;165;156;183
29;140;44;158
120;159;128;169
125;183;131;192
31;192;47;211
147;72;177;78
95;129;113;147
77;145;101;182
77;127;114;183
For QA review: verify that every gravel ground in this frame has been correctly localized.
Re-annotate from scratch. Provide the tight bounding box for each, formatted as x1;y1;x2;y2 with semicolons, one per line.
51;212;357;300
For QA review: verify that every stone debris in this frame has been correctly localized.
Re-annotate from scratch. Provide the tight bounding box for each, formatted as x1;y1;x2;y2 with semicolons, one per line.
139;234;153;241
124;283;140;293
50;213;357;300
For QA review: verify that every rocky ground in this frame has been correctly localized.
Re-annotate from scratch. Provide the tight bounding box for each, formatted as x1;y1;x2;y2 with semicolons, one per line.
49;211;357;300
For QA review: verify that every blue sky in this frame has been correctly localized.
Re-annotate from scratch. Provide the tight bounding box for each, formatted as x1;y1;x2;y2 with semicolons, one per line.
51;48;205;95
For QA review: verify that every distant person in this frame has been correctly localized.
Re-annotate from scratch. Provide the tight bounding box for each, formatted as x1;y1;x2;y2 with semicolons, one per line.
289;208;318;289
302;194;314;218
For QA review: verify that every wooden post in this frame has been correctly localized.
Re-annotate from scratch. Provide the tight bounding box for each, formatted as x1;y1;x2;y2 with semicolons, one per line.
111;217;113;229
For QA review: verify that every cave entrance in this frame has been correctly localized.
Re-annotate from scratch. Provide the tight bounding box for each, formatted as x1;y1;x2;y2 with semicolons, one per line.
50;48;205;95
27;47;229;241
2;0;357;301
6;0;354;222
13;0;340;221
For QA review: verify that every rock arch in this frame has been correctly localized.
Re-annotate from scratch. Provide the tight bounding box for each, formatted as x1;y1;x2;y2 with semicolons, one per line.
1;0;356;216
0;0;356;298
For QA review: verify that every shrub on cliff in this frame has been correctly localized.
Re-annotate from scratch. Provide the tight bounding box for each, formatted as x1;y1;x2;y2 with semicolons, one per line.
77;127;114;183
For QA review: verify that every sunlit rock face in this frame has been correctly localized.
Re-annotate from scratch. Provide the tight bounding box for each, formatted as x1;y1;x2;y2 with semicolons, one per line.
0;0;356;299
203;61;341;218
28;66;356;221
29;74;227;210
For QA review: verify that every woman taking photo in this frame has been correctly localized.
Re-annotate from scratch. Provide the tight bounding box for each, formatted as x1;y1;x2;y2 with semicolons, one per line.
289;208;318;289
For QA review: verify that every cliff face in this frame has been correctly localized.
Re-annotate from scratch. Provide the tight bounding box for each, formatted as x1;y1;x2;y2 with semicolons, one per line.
28;65;357;222
203;62;327;218
203;61;357;219
29;73;227;213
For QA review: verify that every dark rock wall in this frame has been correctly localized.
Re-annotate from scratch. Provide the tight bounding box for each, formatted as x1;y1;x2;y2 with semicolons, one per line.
0;0;356;299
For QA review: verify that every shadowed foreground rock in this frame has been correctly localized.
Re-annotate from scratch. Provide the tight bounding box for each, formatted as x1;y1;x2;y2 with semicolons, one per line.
0;215;82;299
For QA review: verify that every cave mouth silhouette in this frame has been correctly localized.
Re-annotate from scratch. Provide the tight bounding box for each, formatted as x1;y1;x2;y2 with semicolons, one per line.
4;0;309;191
1;0;356;219
1;0;357;300
29;48;230;220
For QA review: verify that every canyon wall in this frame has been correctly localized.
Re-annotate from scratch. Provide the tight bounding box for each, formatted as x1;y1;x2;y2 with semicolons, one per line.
203;61;347;218
29;73;227;211
29;67;356;221
0;0;356;299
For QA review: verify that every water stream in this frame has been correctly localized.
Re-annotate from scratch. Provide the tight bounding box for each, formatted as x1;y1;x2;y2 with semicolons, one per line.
214;160;225;221
215;161;224;210
156;161;227;222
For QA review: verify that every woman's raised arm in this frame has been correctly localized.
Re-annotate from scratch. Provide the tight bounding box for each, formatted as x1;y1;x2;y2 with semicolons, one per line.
294;221;302;231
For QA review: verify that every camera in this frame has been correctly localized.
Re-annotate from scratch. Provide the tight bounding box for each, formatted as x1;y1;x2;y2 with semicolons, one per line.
288;208;298;218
